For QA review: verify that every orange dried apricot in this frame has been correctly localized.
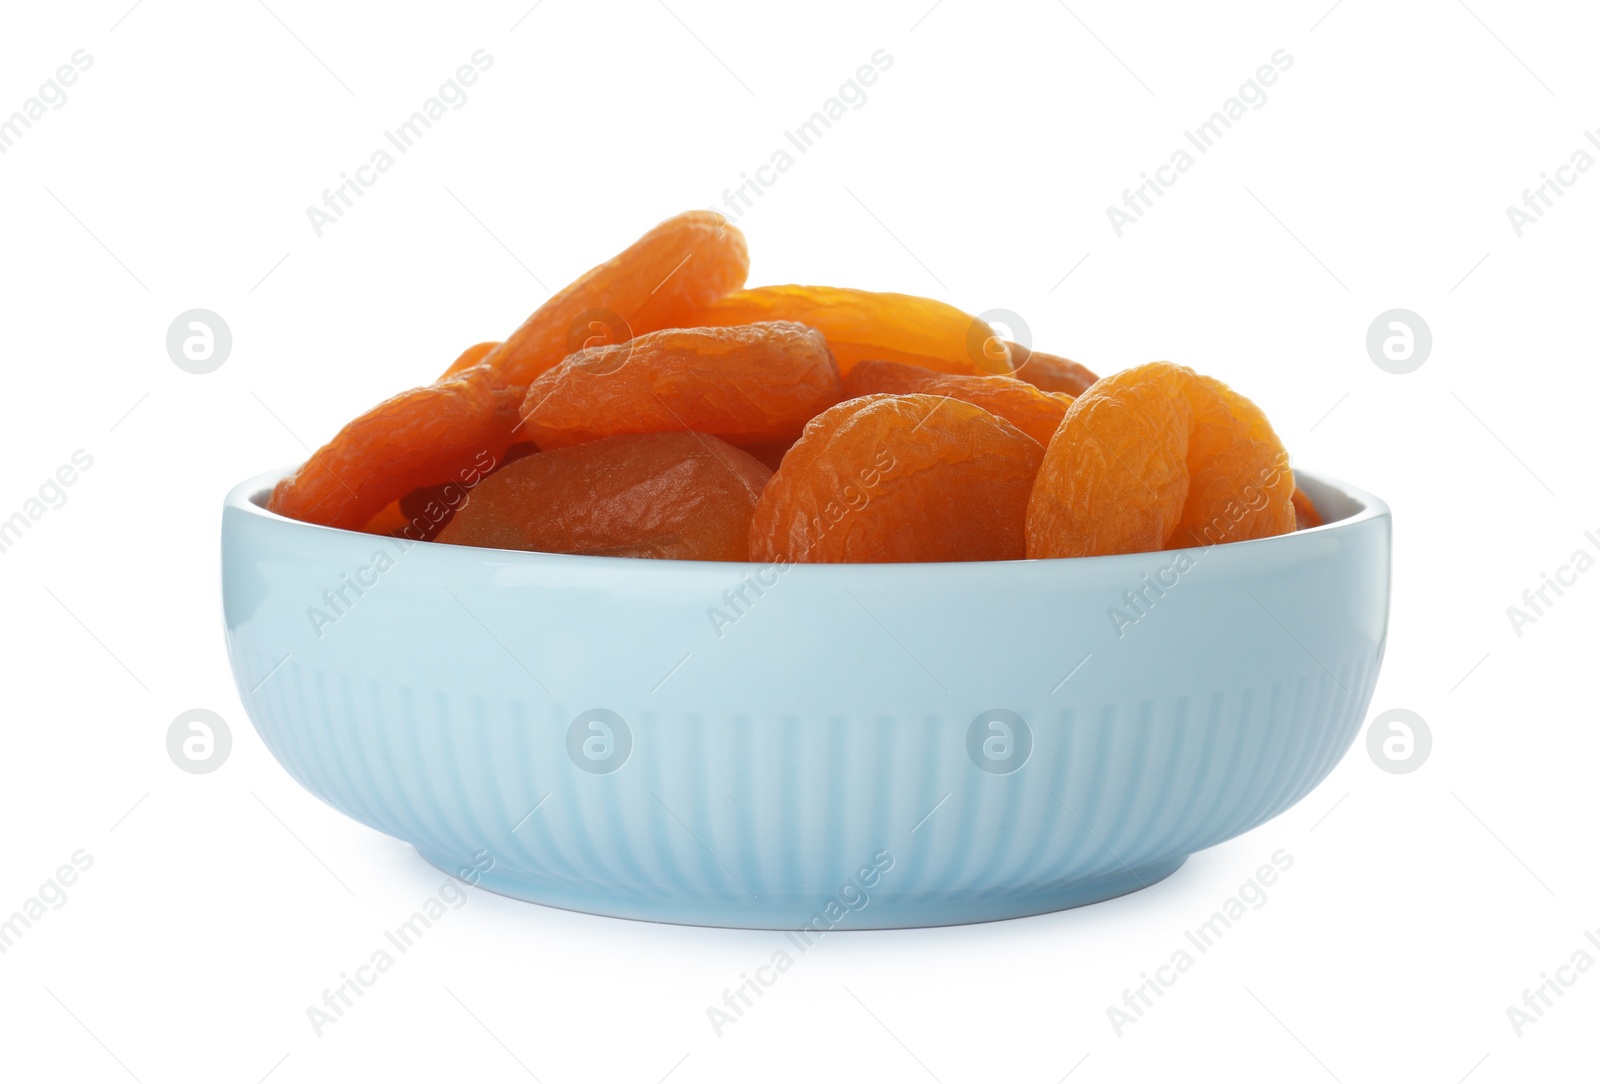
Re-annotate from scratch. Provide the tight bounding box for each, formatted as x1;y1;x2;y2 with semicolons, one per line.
520;322;842;449
684;285;1011;376
268;364;521;531
749;393;1043;563
1292;487;1323;530
444;211;749;386
842;360;1069;447
1027;364;1191;558
1007;343;1099;396
360;442;537;540
436;432;770;561
449;341;500;372
359;500;408;536
1026;362;1294;558
1168;374;1296;548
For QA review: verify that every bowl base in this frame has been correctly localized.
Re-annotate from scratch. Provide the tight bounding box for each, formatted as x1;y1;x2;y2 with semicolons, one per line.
416;848;1187;930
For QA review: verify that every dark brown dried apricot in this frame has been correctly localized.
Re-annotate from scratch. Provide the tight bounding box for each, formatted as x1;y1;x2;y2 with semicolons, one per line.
268;364;521;531
749;393;1043;563
436;432;770;561
684;285;1010;376
842;360;1069;447
443;211;749;386
520;322;842;449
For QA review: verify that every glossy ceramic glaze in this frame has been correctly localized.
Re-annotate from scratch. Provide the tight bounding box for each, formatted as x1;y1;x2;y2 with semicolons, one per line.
222;467;1389;928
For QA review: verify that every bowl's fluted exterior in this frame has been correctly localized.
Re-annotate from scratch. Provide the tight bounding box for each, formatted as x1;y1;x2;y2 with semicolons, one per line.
222;468;1389;928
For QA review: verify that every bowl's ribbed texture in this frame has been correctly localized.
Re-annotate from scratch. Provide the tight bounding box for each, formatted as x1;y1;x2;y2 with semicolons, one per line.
225;463;1388;931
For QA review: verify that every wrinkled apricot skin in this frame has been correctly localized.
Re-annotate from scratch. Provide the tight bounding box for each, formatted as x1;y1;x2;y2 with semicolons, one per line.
1027;365;1192;558
520;322;842;449
1292;487;1323;530
1026;362;1295;558
1168;374;1296;548
750;393;1043;563
437;432;770;561
444;211;749;386
684;285;1011;377
842;360;1069;447
1007;343;1099;396
268;364;521;532
272;206;1314;569
350;341;503;537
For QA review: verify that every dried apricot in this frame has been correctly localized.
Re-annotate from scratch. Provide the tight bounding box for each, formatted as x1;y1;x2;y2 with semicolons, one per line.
268;364;520;531
1026;362;1294;558
436;432;770;561
1026;364;1191;558
740;439;796;472
444;211;749;386
450;341;500;372
1007;343;1099;396
359;500;409;536
749;393;1043;563
842;360;1069;447
1168;375;1296;548
1292;487;1323;530
684;285;1011;376
520;322;842;449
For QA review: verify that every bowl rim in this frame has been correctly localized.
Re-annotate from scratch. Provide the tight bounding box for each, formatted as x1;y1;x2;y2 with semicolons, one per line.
224;464;1390;573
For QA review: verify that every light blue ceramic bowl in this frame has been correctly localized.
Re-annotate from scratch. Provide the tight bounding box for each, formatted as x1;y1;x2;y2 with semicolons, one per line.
222;467;1389;929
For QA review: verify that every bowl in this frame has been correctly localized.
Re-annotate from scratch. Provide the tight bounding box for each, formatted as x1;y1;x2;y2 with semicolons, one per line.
221;467;1390;929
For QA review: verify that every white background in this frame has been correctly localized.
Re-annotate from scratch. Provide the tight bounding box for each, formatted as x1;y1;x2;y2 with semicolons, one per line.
2;0;1597;1080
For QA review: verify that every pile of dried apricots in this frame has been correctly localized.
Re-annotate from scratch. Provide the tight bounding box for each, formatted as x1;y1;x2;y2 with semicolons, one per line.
269;210;1321;562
